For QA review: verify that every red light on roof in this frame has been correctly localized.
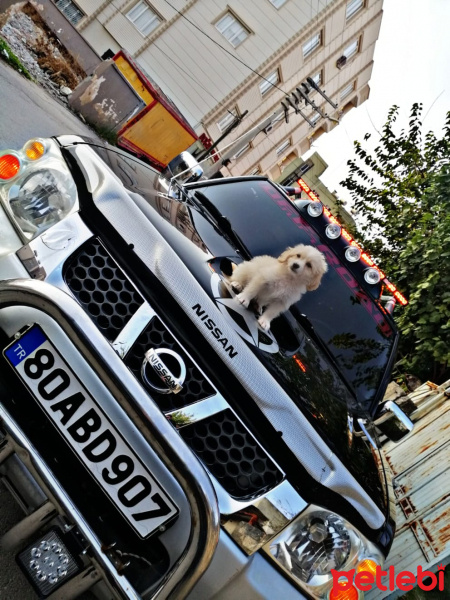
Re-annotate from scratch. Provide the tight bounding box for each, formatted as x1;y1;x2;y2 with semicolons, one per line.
384;279;409;305
297;178;311;193
341;228;353;242
394;290;408;306
361;252;375;267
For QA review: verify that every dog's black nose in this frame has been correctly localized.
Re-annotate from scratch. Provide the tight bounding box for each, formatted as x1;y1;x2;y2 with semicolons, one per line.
292;263;299;270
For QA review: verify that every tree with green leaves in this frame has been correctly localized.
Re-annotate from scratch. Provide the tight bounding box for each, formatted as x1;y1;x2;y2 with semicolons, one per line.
340;103;450;383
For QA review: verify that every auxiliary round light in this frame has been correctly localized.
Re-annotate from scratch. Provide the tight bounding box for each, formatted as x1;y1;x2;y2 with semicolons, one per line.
326;223;342;239
307;201;323;217
345;246;361;262
364;268;381;285
0;153;21;180
328;583;360;600
23;139;46;161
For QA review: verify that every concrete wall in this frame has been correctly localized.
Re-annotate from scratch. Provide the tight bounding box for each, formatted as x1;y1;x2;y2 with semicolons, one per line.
69;60;145;132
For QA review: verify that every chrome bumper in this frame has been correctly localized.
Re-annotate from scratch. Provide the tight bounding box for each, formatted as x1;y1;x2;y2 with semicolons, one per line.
0;278;220;599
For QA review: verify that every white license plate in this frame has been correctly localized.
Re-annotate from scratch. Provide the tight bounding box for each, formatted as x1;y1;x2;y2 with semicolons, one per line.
3;325;178;538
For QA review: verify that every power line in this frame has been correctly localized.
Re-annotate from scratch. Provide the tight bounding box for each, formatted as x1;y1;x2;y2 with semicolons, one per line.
160;0;289;96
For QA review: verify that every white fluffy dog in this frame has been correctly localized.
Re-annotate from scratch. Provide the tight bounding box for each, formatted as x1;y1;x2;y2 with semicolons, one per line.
229;244;328;330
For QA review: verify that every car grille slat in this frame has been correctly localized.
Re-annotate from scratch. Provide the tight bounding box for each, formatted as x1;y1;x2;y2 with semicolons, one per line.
64;239;143;341
179;410;283;500
124;317;215;412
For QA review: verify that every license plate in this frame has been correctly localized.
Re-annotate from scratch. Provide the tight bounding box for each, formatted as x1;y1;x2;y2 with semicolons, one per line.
3;325;178;538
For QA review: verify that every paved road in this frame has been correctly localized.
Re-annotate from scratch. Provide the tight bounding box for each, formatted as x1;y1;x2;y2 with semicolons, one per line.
0;60;98;150
0;61;100;600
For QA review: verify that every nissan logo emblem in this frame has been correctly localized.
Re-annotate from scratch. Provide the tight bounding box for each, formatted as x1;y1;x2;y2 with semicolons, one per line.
141;348;186;395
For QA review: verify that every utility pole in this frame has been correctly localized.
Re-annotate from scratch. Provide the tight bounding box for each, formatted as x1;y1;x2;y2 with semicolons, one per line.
202;79;339;177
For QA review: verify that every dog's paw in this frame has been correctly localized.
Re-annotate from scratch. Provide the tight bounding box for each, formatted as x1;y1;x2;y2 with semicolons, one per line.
231;281;243;293
237;293;250;308
258;315;271;331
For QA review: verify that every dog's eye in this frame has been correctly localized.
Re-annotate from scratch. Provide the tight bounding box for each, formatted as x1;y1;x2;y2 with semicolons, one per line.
297;254;301;258
306;262;312;268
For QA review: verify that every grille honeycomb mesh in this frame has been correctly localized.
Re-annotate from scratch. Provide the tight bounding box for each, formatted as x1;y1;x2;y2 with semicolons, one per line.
125;317;215;411
64;239;143;341
180;410;283;499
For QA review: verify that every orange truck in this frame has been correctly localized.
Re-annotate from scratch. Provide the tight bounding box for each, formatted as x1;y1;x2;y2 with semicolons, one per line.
114;50;198;170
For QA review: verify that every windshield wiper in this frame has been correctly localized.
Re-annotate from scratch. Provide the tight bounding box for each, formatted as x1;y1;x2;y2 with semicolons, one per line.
190;191;252;260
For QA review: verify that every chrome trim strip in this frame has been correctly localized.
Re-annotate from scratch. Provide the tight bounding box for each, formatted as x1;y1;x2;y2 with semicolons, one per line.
112;303;156;358
221;480;307;555
165;395;229;424
218;478;306;518
0;279;220;600
0;410;139;600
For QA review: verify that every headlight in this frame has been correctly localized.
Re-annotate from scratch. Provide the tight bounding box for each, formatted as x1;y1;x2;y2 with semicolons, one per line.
9;169;77;236
264;505;384;599
0;139;78;241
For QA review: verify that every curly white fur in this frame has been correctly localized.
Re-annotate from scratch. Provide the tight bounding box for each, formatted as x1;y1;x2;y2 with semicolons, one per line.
229;244;328;330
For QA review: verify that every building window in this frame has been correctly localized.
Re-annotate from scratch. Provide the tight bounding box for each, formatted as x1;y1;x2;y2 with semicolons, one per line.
276;139;291;156
259;69;280;96
126;1;161;36
233;142;251;159
346;0;364;20
250;166;261;175
302;31;322;58
309;70;323;87
54;0;84;25
215;12;250;48
340;81;355;101
217;109;239;132
343;37;360;59
269;0;288;8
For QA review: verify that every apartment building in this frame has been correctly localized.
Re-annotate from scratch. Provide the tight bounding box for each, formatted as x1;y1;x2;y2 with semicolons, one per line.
55;0;383;178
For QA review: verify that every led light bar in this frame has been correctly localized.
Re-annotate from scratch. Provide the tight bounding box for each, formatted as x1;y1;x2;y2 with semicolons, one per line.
296;177;408;305
16;528;81;598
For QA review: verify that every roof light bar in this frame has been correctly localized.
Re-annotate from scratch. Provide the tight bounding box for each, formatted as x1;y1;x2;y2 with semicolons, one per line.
297;177;408;305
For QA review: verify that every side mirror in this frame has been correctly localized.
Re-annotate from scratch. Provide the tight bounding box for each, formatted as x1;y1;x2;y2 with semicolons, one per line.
373;400;414;442
161;151;204;184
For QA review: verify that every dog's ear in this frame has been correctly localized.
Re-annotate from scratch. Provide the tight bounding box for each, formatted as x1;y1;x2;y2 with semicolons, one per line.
306;273;323;291
306;257;328;291
278;247;293;263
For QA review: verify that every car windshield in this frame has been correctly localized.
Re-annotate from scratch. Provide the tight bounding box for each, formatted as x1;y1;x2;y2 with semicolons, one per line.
193;179;396;408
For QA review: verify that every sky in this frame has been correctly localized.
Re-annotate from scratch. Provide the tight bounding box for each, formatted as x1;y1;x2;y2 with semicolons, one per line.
303;0;450;206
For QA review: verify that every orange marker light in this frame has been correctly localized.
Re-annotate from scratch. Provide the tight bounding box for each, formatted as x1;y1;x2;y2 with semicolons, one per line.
24;140;45;161
329;584;359;600
0;154;20;180
357;559;378;576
